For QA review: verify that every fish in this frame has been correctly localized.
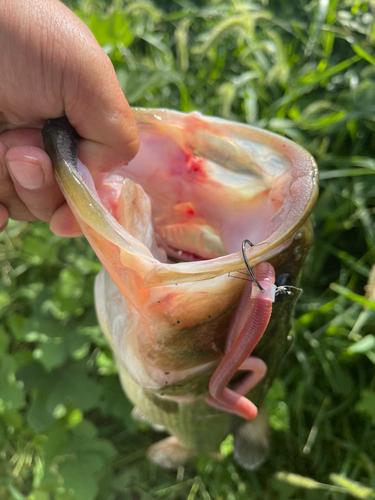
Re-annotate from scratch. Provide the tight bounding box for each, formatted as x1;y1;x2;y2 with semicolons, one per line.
42;109;318;470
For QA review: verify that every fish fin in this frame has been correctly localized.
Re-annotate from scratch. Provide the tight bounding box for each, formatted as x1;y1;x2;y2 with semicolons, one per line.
231;406;269;470
147;436;195;470
130;407;166;432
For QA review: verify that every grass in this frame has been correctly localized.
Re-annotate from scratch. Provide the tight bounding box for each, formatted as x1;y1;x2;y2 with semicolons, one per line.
0;0;374;499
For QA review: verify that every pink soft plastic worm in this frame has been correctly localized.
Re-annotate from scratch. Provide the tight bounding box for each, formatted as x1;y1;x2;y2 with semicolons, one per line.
206;262;276;419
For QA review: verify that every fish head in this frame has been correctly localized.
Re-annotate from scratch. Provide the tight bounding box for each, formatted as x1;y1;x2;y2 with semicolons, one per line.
43;109;318;395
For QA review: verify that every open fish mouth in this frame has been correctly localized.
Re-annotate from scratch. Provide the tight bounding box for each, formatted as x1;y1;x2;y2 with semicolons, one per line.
42;108;318;399
44;108;318;285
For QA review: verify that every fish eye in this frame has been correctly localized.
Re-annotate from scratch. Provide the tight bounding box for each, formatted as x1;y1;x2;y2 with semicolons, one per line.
275;273;294;287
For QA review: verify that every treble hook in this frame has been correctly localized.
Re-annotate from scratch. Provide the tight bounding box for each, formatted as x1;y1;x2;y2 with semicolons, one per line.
241;239;265;292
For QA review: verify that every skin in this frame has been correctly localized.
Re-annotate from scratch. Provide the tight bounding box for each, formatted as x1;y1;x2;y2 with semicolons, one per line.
0;0;139;236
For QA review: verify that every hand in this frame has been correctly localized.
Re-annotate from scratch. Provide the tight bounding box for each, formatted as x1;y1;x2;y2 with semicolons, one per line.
0;0;139;236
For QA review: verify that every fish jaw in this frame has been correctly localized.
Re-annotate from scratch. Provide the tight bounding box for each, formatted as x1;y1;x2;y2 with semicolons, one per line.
95;263;244;390
42;111;317;395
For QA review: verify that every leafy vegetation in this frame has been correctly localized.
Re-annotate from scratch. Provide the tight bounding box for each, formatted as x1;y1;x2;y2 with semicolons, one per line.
1;0;374;498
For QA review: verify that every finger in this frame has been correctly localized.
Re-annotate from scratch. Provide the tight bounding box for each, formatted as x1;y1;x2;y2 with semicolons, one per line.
50;202;82;238
0;204;9;232
1;0;139;176
63;45;139;174
0;140;36;221
5;48;138;177
0;128;44;149
0;128;48;222
6;146;66;221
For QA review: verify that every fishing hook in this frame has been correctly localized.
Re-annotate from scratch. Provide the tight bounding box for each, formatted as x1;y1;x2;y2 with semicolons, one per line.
242;239;265;292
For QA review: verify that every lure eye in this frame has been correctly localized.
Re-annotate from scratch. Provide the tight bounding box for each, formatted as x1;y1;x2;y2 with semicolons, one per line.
275;273;294;287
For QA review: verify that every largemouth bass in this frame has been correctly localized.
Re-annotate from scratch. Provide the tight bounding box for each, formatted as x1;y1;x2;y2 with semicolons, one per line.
42;109;318;470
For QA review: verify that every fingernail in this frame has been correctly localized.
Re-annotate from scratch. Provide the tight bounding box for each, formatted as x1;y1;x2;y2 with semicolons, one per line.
8;160;45;190
51;227;83;238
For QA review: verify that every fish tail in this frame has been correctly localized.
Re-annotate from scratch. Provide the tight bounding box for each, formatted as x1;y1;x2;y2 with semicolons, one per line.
231;406;269;470
147;436;195;470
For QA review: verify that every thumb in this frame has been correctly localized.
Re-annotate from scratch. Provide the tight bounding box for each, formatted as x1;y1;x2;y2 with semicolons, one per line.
64;52;139;174
58;11;139;174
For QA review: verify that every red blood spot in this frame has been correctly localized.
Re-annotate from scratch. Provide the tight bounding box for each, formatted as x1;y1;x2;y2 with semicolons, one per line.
173;202;196;215
185;151;207;180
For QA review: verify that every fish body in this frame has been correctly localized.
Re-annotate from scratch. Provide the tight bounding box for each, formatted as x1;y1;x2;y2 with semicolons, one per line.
42;109;318;469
